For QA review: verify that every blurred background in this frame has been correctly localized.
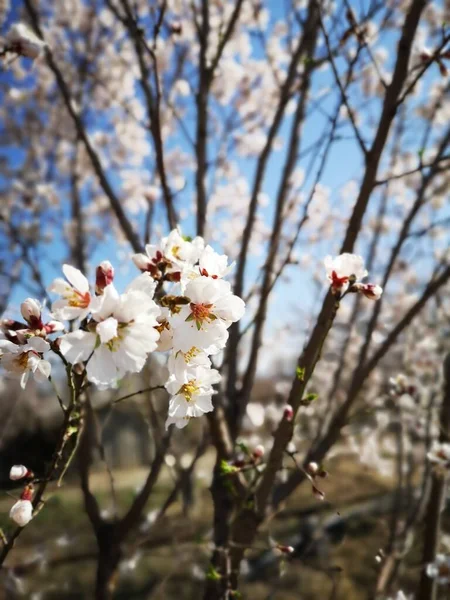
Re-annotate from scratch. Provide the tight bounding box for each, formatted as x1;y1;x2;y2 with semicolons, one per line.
0;0;449;598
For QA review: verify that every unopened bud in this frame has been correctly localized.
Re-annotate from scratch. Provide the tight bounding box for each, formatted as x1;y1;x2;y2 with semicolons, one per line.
355;283;383;300
305;462;319;477
283;404;294;422
275;544;294;555
95;261;114;295
252;445;265;459
10;487;33;527
10;465;33;481
20;298;43;329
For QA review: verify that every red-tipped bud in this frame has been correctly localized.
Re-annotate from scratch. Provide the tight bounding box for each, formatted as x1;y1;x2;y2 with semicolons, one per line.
20;485;34;502
95;261;114;295
252;445;265;459
354;283;383;300
283;404;294;422
275;544;294;555
10;465;33;481
20;298;43;329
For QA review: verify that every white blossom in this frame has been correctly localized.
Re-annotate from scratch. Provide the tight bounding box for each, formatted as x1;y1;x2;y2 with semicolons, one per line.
6;23;46;59
59;276;160;387
427;441;450;467
171;278;245;354
165;363;221;424
324;253;368;293
48;264;92;321
198;245;234;279
426;554;450;584
0;337;51;388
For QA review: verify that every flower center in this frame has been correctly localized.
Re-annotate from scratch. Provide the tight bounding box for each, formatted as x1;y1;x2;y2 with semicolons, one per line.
331;270;349;289
171;245;182;260
67;290;91;308
14;351;30;370
183;347;201;362
179;380;199;402
191;303;214;321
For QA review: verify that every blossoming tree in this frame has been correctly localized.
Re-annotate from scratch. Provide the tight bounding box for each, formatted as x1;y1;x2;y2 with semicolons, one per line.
0;0;449;598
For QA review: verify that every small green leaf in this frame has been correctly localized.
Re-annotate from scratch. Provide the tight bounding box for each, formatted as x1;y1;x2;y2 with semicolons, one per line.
196;319;202;331
296;366;305;381
220;459;238;475
185;313;194;322
206;564;222;581
182;235;193;242
300;393;318;406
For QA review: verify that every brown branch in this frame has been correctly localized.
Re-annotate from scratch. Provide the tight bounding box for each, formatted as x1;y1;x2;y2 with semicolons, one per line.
23;0;143;254
116;429;172;540
195;0;244;236
417;353;450;599
318;6;368;156
227;0;321;406
229;3;320;435
116;0;177;230
274;264;450;506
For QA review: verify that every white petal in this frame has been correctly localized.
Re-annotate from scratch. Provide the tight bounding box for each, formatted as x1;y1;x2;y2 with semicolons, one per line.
91;284;119;321
34;360;51;381
86;345;117;386
62;264;89;293
96;317;118;344
48;278;72;295
20;371;30;389
59;331;96;364
26;337;50;353
125;273;157;298
51;300;84;321
0;339;19;353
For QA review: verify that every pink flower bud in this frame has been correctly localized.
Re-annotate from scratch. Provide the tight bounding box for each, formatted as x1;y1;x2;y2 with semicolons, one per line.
355;283;383;300
283;405;294;422
9;499;33;526
252;445;265;459
9;465;32;481
95;261;114;295
20;298;43;329
275;544;294;555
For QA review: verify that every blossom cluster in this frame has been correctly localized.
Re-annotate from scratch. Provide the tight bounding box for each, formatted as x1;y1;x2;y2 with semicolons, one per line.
132;229;245;429
0;229;245;432
0;244;385;437
324;253;383;299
